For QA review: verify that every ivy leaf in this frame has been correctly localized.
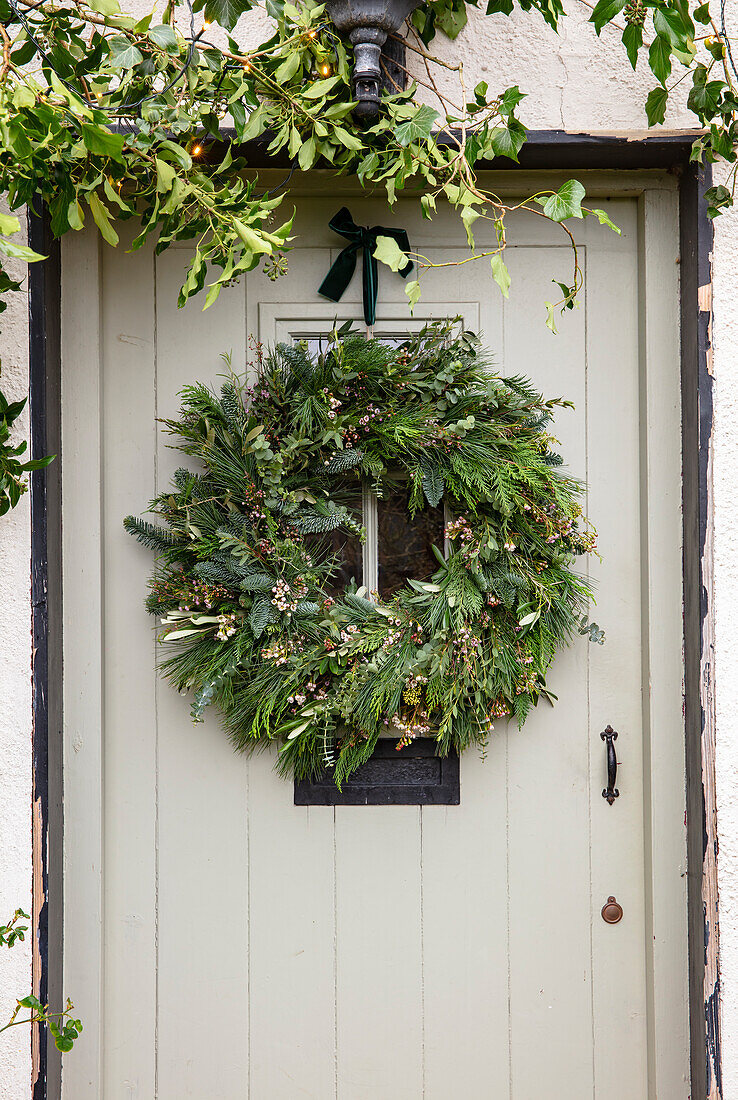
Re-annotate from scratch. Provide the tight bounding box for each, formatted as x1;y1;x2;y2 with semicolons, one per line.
87;193;119;247
436;1;467;38
589;0;626;35
645;85;669;125
622;23;642;69
88;0;120;12
0;213;20;235
148;24;178;51
373;235;409;272
357;151;380;184
239;107;271;143
302;76;341;99
489;119;527;161
203;0;254;30
67;201;84;230
540;179;586;222
461;204;480;246
233;219;271;254
12;84;36;109
694;2;711;23
653;7;691;48
687;79;725;120
156;157;176;192
80;122;125;162
705;184;732;218
490;253;511;298
157;139;192;170
649;35;672;85
274;50;301;83
405;278;421;311
587;208;622;234
298;135;317;170
108;35;143;70
0;237;46;262
331;126;364;151
498;85;526;116
394;105;439;146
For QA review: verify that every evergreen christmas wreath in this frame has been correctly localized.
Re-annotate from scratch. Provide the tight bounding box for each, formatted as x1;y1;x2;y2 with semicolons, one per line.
125;321;601;788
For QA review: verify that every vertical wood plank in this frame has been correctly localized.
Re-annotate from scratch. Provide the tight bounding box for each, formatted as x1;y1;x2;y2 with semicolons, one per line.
100;221;158;1096
246;260;339;1098
335;809;423;1100
421;743;510;1099
636;189;691;1095
585;200;651;1097
60;228;104;1099
154;249;251;1098
247;754;337;1099
503;242;594;1099
421;246;508;1100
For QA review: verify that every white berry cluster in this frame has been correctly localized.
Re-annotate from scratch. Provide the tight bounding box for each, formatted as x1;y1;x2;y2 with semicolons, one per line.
270;577;308;613
260;637;304;665
287;680;328;709
382;616;404;649
216;613;238;641
444;515;473;542
394;711;432;748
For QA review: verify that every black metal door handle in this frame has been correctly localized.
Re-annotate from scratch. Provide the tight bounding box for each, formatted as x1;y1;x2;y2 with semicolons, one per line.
601;725;619;805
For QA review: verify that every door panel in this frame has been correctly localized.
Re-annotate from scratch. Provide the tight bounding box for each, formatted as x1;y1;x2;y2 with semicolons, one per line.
61;181;688;1098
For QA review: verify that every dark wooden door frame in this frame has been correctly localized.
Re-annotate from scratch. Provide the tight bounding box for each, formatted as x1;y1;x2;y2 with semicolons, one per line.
27;130;719;1099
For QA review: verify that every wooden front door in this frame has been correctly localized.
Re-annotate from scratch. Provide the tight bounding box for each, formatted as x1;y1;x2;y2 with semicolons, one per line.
60;172;689;1098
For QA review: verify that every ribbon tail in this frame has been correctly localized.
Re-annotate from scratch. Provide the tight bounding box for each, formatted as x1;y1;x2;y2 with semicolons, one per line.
394;229;414;279
318;243;359;305
362;245;378;327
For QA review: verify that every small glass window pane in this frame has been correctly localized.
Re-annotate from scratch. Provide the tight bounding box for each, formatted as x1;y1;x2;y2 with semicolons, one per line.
377;494;445;598
320;526;363;597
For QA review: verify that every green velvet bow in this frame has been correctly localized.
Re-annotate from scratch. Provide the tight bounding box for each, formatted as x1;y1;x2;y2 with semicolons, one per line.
318;207;414;327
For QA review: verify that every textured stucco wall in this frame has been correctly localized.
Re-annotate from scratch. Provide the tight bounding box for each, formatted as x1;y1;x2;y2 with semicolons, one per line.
2;1;738;1095
712;158;738;1100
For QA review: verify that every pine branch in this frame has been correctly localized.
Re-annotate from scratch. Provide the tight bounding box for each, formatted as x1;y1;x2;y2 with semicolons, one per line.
124;515;179;554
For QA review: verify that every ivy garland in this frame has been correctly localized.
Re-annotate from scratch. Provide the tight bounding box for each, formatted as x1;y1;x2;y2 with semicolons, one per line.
125;321;602;786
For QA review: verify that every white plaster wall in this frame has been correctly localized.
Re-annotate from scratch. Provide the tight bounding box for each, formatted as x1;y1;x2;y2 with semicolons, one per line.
712;157;738;1100
0;210;32;1099
3;1;738;1095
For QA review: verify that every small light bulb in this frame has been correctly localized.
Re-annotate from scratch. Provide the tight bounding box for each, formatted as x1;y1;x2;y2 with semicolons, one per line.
307;29;317;37
192;144;203;156
319;62;331;76
242;58;251;70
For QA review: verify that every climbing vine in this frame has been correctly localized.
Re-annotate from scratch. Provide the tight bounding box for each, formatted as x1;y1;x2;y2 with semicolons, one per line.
0;0;735;506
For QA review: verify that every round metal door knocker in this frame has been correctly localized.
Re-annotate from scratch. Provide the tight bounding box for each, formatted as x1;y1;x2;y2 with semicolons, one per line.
601;896;624;924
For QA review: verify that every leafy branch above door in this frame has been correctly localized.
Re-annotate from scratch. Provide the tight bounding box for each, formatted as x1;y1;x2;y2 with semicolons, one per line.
0;0;731;510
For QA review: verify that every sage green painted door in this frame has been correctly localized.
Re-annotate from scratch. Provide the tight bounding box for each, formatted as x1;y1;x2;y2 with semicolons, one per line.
60;174;689;1098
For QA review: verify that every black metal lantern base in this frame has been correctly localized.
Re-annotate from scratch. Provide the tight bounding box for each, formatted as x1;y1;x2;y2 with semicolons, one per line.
326;0;423;120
